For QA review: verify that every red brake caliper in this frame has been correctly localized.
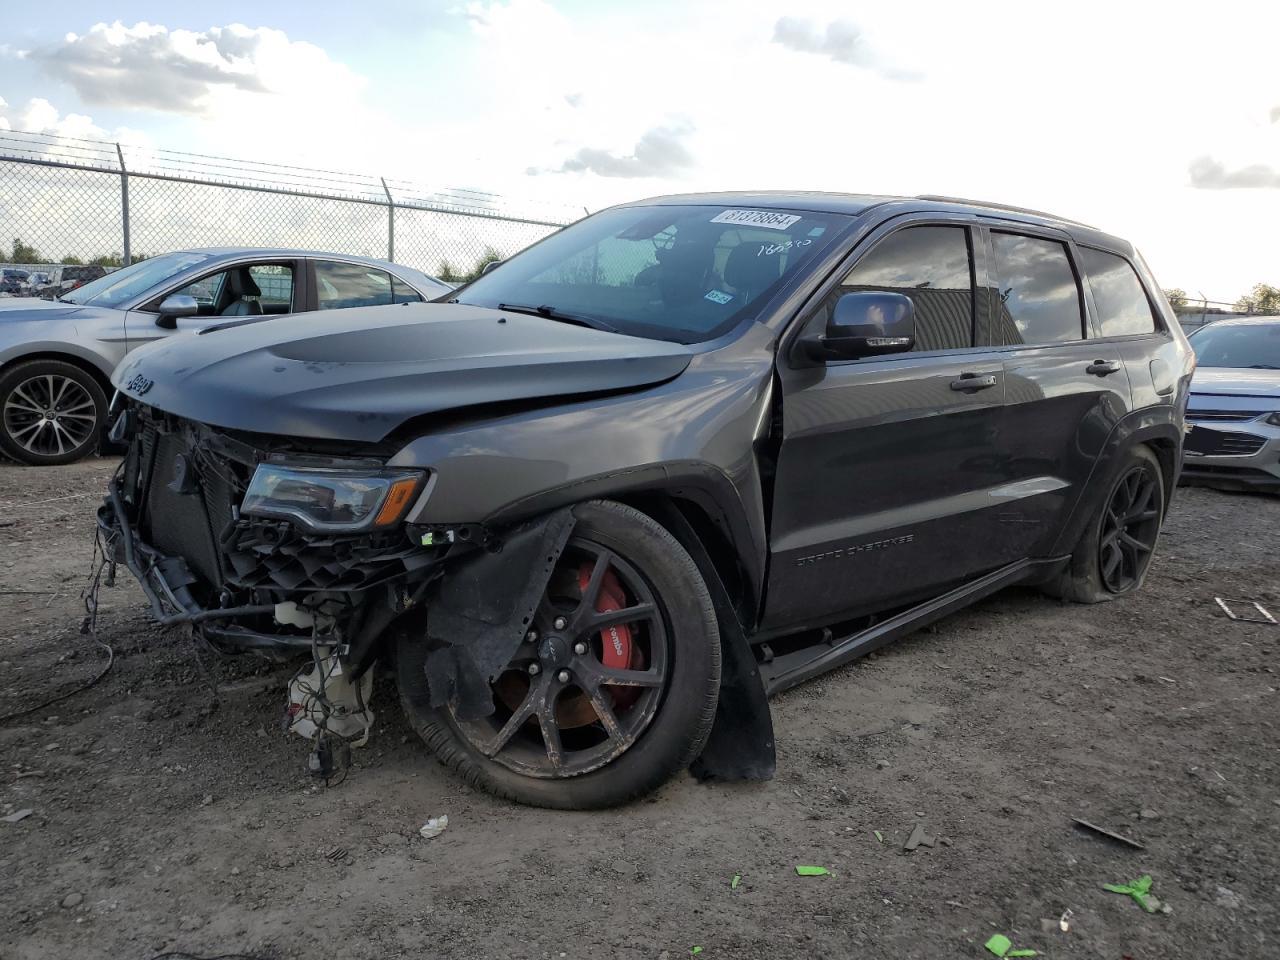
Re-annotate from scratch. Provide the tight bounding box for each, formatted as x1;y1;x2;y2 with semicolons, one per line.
578;562;642;711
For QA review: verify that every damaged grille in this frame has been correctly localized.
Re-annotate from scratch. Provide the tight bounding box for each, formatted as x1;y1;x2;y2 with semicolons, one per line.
142;431;227;586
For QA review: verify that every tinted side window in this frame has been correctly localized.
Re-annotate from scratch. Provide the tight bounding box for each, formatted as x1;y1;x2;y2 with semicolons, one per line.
391;275;423;304
837;226;974;351
315;261;394;310
1080;247;1157;337
990;233;1083;345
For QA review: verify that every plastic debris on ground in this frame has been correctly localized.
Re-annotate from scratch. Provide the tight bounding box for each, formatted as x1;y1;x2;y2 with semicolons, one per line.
1103;874;1170;913
984;933;1038;957
795;865;830;876
2;808;34;823
418;815;449;839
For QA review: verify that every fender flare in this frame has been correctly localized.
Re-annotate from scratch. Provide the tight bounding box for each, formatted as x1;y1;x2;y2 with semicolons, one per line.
1048;404;1184;557
482;459;768;622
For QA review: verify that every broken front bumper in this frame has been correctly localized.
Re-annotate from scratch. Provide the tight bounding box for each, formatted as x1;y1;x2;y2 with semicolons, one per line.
98;408;449;656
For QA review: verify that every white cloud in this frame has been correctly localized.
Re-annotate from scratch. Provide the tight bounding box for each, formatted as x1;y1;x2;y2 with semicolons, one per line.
1190;155;1280;190
542;125;696;179
771;16;919;80
30;21;362;116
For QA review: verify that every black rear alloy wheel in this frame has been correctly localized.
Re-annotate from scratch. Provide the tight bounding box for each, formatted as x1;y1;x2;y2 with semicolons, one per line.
1043;444;1165;604
0;359;106;465
1097;461;1162;593
398;500;721;809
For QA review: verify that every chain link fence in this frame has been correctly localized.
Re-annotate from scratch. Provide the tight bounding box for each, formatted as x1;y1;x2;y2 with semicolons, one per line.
0;129;575;283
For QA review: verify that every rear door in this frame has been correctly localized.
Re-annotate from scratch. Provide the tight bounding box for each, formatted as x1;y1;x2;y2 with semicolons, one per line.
979;225;1132;555
764;218;1014;631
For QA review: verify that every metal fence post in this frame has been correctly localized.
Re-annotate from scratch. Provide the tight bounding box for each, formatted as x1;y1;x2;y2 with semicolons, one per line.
116;143;131;265
381;177;394;261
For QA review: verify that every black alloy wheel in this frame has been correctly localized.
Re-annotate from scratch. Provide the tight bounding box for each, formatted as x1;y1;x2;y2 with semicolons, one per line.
453;540;668;778
399;500;721;809
1097;461;1162;594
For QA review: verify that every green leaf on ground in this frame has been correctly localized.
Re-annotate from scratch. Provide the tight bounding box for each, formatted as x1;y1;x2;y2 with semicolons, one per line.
1104;874;1160;912
873;830;884;843
984;934;1011;957
730;873;741;890
1007;951;1038;958
795;865;830;876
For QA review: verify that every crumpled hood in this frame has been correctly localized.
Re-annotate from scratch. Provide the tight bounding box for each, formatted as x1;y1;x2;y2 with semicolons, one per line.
112;301;693;443
1190;367;1280;399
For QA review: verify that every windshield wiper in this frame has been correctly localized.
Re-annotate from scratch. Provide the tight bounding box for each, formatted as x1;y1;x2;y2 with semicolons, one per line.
497;302;618;334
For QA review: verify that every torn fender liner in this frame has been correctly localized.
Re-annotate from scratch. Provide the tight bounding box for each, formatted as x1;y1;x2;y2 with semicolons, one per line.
423;508;576;720
645;501;775;782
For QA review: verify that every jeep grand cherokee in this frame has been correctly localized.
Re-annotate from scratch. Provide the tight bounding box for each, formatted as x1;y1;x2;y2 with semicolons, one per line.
101;193;1193;808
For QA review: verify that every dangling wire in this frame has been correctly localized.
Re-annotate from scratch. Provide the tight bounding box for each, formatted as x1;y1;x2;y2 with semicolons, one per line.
0;525;115;724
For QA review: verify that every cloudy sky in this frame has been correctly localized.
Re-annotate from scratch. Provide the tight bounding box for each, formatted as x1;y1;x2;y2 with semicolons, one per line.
1;0;1278;298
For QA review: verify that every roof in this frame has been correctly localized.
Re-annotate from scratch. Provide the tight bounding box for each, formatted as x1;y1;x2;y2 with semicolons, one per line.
621;191;1132;252
180;247;399;264
171;247;447;286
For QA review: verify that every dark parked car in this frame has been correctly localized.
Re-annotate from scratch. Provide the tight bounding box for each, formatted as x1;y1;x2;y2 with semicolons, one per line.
101;193;1192;808
0;249;448;465
1180;316;1280;491
0;268;30;294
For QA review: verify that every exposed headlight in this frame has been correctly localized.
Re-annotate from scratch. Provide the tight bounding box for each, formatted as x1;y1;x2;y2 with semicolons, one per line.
242;464;427;532
1266;412;1280;427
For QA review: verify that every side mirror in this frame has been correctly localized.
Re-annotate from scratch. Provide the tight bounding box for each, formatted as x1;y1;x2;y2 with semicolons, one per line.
803;291;915;361
154;294;199;329
480;259;503;276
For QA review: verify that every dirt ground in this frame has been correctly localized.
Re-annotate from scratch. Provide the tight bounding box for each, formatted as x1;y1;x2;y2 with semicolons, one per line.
0;458;1277;960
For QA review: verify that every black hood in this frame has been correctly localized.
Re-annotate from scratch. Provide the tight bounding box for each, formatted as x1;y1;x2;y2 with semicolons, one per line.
112;302;692;444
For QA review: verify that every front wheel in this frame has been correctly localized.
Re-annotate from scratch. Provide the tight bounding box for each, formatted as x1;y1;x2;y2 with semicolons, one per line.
0;359;106;465
397;500;721;809
1044;445;1165;604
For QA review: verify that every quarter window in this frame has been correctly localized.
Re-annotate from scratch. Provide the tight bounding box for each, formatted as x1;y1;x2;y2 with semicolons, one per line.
391;276;423;304
990;233;1083;345
1079;247;1158;337
315;261;395;310
836;226;974;352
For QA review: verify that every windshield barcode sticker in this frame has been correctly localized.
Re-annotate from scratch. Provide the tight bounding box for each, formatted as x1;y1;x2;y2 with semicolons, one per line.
705;289;734;305
711;210;802;231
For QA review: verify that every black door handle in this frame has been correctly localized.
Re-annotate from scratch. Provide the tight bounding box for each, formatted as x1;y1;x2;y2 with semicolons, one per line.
1086;359;1122;376
950;373;998;392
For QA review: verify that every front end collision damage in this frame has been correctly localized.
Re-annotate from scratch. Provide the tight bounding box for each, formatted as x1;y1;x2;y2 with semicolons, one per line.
102;321;783;783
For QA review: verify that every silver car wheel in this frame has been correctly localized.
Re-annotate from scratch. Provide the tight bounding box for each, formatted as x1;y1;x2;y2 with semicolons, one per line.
3;374;98;458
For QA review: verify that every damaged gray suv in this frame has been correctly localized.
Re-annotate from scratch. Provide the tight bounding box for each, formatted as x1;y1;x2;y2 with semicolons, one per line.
101;193;1193;808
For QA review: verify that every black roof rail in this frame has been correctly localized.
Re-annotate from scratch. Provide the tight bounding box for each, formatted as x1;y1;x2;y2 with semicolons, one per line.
914;195;1097;230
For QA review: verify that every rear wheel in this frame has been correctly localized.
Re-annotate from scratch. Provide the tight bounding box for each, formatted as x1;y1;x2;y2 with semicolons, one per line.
0;359;106;465
1045;445;1165;604
398;500;721;809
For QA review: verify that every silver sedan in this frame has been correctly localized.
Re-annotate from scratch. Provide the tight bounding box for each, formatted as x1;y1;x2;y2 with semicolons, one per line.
1182;317;1280;492
0;248;449;464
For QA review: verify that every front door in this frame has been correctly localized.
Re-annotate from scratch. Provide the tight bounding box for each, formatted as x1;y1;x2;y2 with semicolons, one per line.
124;260;299;352
763;221;1015;632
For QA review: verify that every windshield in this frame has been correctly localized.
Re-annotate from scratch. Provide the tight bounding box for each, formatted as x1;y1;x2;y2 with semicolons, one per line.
61;252;213;308
1190;322;1280;369
455;204;852;343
